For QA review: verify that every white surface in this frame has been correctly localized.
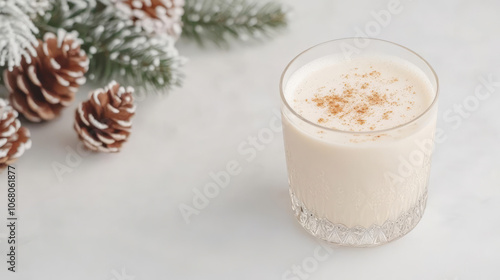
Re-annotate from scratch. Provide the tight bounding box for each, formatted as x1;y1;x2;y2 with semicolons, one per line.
1;0;500;279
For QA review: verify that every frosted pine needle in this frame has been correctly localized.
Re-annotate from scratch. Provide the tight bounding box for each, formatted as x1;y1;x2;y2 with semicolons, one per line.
37;0;184;94
0;0;49;70
182;0;289;46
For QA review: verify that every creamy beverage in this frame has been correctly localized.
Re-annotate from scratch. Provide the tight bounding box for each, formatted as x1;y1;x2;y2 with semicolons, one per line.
286;55;433;132
280;39;438;246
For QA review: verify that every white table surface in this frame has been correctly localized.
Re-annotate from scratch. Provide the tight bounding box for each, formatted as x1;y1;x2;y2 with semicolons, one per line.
1;0;500;279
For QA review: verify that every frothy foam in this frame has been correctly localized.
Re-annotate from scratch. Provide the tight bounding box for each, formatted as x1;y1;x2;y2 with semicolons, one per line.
285;54;434;132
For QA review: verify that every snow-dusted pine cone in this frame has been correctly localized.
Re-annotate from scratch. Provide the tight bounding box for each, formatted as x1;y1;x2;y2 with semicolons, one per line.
0;99;31;170
115;0;185;38
4;30;89;122
74;81;136;153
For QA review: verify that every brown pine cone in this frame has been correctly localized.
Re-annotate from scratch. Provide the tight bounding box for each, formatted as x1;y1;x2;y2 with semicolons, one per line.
74;81;136;153
0;99;32;170
4;30;89;122
115;0;185;38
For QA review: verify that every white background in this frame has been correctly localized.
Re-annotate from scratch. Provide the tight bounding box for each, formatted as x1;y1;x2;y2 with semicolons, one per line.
1;0;500;279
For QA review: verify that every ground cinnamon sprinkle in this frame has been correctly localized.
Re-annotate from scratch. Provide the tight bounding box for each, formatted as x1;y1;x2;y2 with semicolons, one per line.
357;119;366;125
303;67;416;130
367;91;387;105
311;93;348;115
354;104;369;114
310;81;393;127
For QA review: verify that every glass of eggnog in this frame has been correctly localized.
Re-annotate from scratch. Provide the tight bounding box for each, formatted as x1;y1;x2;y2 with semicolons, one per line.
280;38;439;247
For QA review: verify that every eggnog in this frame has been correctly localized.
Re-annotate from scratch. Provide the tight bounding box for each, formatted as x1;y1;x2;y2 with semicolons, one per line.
280;39;438;246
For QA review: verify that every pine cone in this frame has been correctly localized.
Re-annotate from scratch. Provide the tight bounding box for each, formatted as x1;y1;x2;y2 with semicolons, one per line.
4;30;89;122
0;99;31;170
74;81;136;153
115;0;185;38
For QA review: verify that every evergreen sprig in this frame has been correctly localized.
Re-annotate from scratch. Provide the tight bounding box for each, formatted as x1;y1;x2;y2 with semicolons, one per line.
36;0;183;94
0;0;49;71
182;0;289;46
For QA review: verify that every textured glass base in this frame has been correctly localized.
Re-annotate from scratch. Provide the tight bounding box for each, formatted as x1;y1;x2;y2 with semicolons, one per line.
290;191;428;247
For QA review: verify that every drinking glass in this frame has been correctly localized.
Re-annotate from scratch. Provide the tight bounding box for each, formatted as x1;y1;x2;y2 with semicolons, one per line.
280;38;439;247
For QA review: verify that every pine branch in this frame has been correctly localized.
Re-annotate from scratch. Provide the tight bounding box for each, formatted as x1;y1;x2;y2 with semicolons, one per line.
36;0;183;94
182;0;289;46
0;0;49;71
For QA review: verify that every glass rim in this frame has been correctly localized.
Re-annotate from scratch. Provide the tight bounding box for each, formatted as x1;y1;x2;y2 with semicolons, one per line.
279;37;440;135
